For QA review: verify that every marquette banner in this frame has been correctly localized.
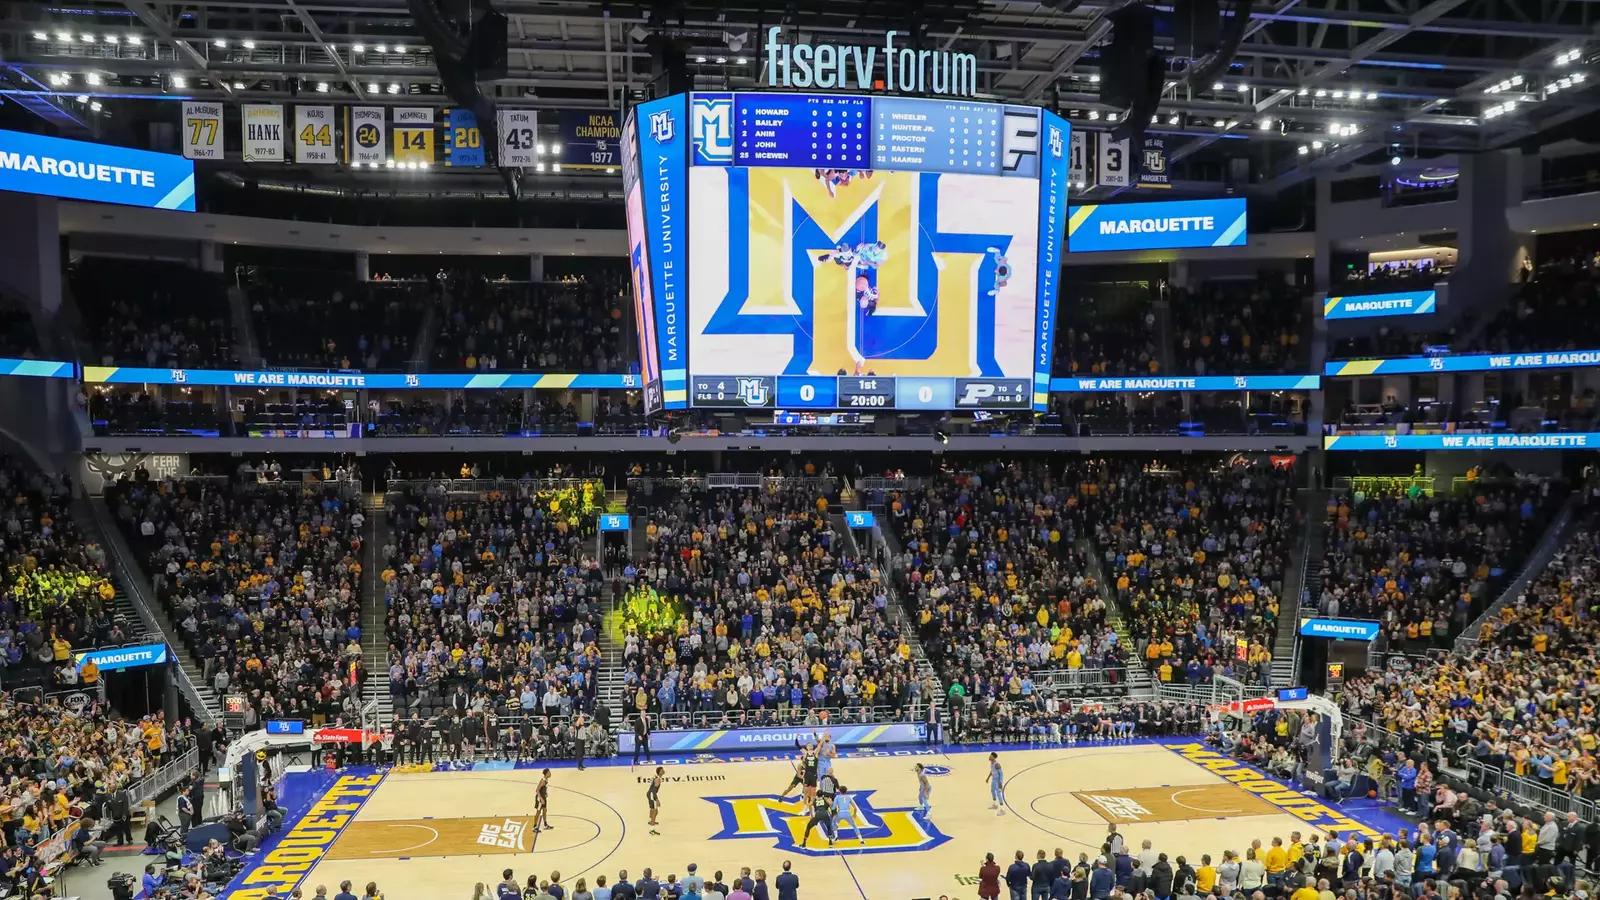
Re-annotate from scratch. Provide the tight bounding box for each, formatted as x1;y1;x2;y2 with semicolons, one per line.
0;357;74;379
82;367;641;390
293;105;337;164
241;104;285;163
1326;348;1600;376
347;107;386;165
498;109;537;166
74;642;168;672
1323;289;1436;320
1051;374;1318;392
619;721;927;754
558;109;623;169
445;109;484;167
1137;136;1170;188
1325;433;1600;450
181;102;223;160
393;107;435;164
1299;618;1382;640
0;129;195;212
634;94;689;409
1034;110;1070;410
1068;197;1248;252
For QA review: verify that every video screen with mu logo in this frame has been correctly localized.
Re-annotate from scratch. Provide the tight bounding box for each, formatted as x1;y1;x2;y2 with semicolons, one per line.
622;91;1069;412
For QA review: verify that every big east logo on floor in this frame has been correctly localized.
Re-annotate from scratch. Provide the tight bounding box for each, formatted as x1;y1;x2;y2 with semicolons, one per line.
227;774;382;900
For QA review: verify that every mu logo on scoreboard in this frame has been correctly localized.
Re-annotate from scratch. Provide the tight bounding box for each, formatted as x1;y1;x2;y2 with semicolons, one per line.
704;792;949;855
698;168;1024;377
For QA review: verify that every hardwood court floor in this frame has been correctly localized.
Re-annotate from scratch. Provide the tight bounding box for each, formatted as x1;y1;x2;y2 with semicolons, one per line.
288;743;1362;900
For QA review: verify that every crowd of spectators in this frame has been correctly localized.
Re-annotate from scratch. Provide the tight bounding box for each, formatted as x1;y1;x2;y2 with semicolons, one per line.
1056;290;1162;377
1467;261;1600;355
248;269;431;371
468;861;803;900
71;258;235;369
380;480;608;729
621;476;928;727
1092;461;1297;688
0;456;136;685
885;460;1124;708
1060;395;1308;438
1339;259;1452;293
1317;477;1563;650
432;275;631;373
109;470;369;728
1338;490;1600;801
1172;280;1308;375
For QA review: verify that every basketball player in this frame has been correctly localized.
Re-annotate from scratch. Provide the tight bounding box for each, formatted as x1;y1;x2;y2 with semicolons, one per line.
534;768;553;832
820;242;857;268
799;790;837;848
985;247;1012;296
832;786;863;844
915;763;933;817
986;753;1007;815
647;766;664;836
779;739;820;808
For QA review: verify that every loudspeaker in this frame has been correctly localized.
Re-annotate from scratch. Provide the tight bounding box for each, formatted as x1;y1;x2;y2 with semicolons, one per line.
1101;4;1156;108
470;10;509;79
1171;0;1221;61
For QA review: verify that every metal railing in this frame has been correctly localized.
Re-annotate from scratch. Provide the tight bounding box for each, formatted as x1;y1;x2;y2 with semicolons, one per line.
855;476;929;494
1032;667;1132;693
1457;488;1583;652
388;477;610;496
1463;758;1600;823
85;497;217;724
131;745;201;807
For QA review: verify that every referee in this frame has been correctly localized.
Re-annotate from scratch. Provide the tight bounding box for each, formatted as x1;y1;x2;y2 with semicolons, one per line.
633;714;651;765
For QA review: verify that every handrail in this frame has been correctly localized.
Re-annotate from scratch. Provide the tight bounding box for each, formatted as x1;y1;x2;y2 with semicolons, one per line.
1457;488;1582;652
84;496;217;725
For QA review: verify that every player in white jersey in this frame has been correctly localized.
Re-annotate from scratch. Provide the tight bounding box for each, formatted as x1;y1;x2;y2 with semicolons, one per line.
986;752;1007;815
915;763;932;817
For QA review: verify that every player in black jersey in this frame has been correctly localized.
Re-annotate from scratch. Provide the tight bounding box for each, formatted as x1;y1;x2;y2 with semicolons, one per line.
779;737;821;808
534;768;553;832
647;766;663;835
800;791;838;848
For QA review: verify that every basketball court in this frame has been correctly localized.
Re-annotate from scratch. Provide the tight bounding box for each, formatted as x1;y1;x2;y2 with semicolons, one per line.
223;741;1402;900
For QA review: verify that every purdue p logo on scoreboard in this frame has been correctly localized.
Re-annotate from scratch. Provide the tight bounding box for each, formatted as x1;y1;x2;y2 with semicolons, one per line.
1001;108;1040;176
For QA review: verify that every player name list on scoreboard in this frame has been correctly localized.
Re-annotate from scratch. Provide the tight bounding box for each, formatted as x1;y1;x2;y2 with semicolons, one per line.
733;93;870;168
871;97;1002;174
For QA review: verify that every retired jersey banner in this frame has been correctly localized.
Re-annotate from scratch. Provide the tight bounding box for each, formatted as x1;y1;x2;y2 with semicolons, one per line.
1068;130;1088;186
498;109;538;166
444;108;484;167
293;105;337;164
347;107;386;165
393;107;435;164
1138;136;1170;188
558;109;623;168
1097;134;1130;188
181;102;223;160
1068;197;1248;252
241;104;285;163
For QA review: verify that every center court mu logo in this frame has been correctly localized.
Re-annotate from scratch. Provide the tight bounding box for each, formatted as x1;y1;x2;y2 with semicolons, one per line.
704;792;949;855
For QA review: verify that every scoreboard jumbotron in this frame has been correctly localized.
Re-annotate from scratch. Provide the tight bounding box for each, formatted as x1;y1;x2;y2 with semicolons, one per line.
691;375;1031;410
623;90;1071;413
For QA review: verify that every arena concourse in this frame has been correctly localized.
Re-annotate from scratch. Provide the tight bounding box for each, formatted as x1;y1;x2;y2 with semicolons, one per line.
2;2;1600;899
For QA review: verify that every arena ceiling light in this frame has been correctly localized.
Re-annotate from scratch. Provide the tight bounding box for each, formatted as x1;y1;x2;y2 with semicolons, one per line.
242;40;256;49
32;31;46;41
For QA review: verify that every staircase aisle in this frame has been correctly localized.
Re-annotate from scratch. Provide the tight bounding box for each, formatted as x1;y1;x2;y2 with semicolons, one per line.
360;493;393;723
1079;537;1155;696
1272;488;1328;688
840;504;944;697
79;495;223;721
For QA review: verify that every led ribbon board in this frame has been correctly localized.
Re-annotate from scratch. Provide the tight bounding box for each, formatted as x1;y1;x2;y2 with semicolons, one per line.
1067;198;1247;252
0;129;194;211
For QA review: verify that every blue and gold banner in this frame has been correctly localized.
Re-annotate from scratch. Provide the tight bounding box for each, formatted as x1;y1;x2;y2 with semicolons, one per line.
1323;289;1436;320
0;358;74;379
618;721;927;754
557;109;623;169
0;129;194;211
82;367;639;389
444;109;484;167
1326;348;1600;376
1067;197;1247;252
1299;618;1381;640
1050;374;1318;392
1325;433;1600;450
633;95;689;409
